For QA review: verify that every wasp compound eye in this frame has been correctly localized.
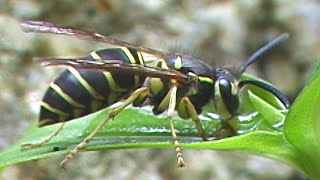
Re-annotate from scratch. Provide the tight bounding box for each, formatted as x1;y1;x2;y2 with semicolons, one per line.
217;78;239;118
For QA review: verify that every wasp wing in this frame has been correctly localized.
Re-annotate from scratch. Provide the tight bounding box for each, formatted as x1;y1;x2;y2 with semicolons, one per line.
36;57;189;82
21;20;165;57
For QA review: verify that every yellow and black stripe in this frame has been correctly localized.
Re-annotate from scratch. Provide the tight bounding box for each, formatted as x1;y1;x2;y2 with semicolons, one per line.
39;48;147;126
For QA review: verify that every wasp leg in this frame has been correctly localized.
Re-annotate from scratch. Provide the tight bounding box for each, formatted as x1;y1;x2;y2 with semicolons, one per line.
166;84;185;168
180;97;208;141
21;122;65;149
59;87;148;169
215;116;240;138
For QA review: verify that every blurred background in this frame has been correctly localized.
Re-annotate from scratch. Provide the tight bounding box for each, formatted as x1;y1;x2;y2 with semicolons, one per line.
0;0;317;179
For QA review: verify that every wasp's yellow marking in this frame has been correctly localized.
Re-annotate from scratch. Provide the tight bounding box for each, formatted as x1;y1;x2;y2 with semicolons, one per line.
41;102;69;116
121;47;136;64
50;83;85;108
91;51;102;61
141;52;166;69
231;83;238;96
68;67;104;100
137;51;145;65
186;86;197;96
149;77;164;95
198;76;214;84
174;56;183;70
121;47;141;86
103;72;127;92
159;59;169;69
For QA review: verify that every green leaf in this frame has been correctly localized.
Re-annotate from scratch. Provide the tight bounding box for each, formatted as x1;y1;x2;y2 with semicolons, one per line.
283;64;320;178
248;90;286;130
241;74;286;110
182;131;296;166
0;107;217;168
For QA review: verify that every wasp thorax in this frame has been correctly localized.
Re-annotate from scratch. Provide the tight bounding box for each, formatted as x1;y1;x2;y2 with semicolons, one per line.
167;54;213;78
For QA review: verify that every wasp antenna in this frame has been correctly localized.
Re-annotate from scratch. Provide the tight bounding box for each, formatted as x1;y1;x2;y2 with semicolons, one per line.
237;33;289;75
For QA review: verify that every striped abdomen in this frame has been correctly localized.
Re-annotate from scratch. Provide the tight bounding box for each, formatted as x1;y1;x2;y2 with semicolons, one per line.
39;48;145;127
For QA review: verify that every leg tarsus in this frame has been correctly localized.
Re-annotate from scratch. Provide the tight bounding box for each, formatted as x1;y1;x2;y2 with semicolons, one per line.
21;122;65;149
167;84;186;168
174;140;186;168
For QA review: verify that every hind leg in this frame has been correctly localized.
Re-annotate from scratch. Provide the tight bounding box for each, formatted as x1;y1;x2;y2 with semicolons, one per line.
21;122;65;149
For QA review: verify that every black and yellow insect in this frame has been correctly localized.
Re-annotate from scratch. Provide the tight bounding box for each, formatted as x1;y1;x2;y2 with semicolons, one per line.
21;20;290;168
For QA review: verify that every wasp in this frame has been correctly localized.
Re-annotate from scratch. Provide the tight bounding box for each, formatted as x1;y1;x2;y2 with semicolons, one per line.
20;20;290;168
